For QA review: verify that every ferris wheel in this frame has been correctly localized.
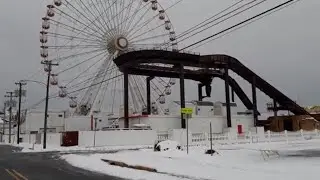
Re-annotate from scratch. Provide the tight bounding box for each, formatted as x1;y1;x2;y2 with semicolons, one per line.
40;0;179;117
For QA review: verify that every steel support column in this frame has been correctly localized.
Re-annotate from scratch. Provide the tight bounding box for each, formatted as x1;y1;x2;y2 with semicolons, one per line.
198;84;203;101
124;70;129;128
224;68;232;128
273;99;277;117
146;77;154;115
179;64;186;129
231;88;235;102
252;76;258;126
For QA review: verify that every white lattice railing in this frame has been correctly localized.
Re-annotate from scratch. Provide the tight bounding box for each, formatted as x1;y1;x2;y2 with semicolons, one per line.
157;132;169;142
157;129;320;146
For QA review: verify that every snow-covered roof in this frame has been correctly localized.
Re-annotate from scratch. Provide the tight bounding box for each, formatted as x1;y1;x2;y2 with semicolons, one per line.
258;112;275;120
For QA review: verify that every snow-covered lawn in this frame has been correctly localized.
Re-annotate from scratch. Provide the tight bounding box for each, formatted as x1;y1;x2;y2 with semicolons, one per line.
62;140;320;180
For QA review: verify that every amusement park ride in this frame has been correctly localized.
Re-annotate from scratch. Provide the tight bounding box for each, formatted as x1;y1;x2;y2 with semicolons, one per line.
38;0;312;130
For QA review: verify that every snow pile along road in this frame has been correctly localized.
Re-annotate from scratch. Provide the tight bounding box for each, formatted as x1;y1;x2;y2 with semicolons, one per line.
62;140;320;180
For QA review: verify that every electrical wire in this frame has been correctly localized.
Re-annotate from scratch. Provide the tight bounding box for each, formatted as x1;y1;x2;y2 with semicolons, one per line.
189;0;303;51
176;0;246;39
161;0;265;48
175;0;267;45
180;0;299;51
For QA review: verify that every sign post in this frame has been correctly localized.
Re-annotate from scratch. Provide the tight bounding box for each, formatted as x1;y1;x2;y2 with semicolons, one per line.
210;122;213;156
181;108;193;154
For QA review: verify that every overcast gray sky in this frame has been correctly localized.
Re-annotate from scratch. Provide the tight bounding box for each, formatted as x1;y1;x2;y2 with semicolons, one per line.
0;0;319;113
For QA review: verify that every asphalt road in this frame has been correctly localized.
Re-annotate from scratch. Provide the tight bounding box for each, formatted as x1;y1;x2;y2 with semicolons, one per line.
0;145;124;180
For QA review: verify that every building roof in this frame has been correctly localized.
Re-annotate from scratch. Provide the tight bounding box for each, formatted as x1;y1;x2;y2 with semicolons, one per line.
305;105;320;114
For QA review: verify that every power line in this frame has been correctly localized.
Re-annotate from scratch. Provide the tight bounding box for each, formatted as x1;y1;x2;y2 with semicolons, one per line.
180;0;299;51
161;0;261;48
175;0;266;46
176;0;246;39
190;0;302;51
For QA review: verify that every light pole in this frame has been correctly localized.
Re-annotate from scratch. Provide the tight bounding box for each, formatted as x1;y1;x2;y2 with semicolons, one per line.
15;81;26;144
41;60;58;149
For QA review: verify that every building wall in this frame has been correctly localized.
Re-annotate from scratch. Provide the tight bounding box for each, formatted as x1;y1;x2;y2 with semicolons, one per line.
65;116;110;131
65;116;92;131
41;133;61;146
188;116;225;133
139;116;182;131
118;114;253;133
231;115;255;132
25;111;65;133
78;130;157;147
21;107;254;134
195;105;214;117
120;115;182;131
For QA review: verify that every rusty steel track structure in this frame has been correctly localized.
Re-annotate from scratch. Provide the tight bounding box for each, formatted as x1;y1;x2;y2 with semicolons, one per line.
114;50;310;128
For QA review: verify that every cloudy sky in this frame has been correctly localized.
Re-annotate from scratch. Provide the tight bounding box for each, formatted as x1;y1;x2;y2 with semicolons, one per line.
0;0;319;114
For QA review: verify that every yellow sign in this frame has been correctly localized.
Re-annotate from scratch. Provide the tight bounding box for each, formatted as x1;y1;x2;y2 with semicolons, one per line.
181;108;193;114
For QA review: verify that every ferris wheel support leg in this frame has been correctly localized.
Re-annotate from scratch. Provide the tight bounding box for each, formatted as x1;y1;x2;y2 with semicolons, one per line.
198;83;203;101
273;99;278;117
252;76;258;127
224;67;232;128
124;70;129;129
146;77;154;115
231;87;235;102
179;64;186;129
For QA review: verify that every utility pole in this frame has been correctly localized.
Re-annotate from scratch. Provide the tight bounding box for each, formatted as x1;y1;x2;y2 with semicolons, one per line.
1;102;6;143
41;60;58;149
5;92;17;143
15;81;26;144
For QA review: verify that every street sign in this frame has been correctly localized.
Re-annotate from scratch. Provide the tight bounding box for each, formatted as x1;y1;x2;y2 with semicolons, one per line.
181;108;193;114
182;113;192;119
181;107;193;155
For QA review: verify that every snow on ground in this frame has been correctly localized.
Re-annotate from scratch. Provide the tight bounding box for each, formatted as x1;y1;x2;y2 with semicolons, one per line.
63;140;320;180
7;142;152;153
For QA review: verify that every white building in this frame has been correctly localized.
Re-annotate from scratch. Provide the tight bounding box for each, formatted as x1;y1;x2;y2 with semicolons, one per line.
21;101;255;134
21;109;67;134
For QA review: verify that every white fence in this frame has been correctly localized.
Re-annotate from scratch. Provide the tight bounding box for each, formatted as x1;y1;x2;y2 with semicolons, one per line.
1;134;17;144
79;130;157;147
158;129;320;146
0;133;61;146
3;129;319;148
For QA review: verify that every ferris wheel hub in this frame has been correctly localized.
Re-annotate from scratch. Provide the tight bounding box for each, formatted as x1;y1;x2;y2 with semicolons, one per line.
106;36;129;55
117;37;129;49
